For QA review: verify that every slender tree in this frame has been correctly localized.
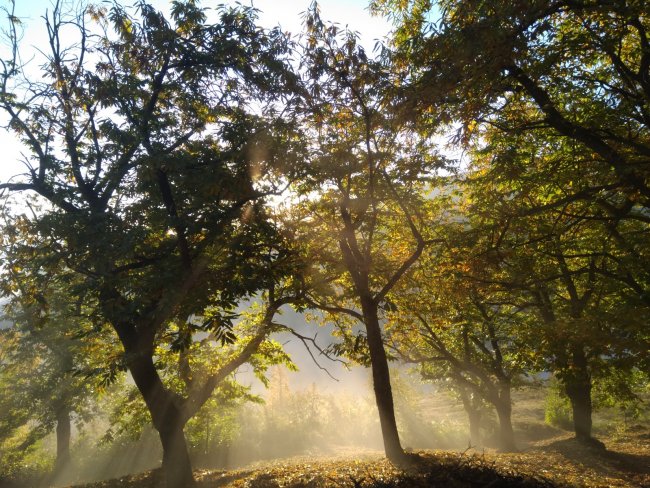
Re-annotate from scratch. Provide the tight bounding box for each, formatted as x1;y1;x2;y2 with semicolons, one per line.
293;6;442;462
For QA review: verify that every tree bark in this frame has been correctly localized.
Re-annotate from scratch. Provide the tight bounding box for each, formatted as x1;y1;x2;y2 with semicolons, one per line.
127;349;194;487
361;297;406;463
566;379;593;442
494;395;516;452
159;422;194;488
468;412;481;446
54;406;71;474
459;388;481;446
564;346;597;445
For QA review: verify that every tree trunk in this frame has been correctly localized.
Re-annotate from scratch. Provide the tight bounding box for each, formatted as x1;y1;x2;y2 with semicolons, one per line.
468;411;481;447
564;346;597;445
566;380;593;442
159;423;194;488
54;406;71;474
127;350;195;487
459;388;481;446
494;397;516;451
361;297;405;463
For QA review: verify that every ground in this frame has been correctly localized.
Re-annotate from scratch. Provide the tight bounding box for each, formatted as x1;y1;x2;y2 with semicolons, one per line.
3;385;648;487
68;430;650;488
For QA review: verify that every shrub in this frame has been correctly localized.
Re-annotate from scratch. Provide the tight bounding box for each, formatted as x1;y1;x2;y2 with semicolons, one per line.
544;385;572;431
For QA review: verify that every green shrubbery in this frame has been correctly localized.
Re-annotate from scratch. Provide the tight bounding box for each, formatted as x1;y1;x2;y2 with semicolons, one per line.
0;427;53;482
544;383;573;431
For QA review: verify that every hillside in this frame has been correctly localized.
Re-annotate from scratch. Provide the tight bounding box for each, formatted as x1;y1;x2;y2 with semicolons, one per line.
68;430;649;488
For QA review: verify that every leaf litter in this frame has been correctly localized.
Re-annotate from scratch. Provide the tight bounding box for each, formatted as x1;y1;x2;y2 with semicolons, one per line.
69;431;650;488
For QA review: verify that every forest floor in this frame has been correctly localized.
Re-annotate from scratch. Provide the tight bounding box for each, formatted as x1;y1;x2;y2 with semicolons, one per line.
70;430;650;488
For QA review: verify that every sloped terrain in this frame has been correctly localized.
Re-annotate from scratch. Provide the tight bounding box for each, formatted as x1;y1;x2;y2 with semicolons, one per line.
69;430;650;488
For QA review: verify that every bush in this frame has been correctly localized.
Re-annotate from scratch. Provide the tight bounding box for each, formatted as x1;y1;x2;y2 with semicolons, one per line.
544;385;572;431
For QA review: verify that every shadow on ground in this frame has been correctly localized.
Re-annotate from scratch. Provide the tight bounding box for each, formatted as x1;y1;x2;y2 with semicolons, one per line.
542;438;650;476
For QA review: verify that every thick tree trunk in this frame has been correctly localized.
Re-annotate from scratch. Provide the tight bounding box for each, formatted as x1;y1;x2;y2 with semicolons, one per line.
102;284;198;487
127;351;194;487
566;380;593;442
494;397;516;451
54;406;71;474
468;412;481;447
564;346;597;445
361;297;405;463
159;423;194;488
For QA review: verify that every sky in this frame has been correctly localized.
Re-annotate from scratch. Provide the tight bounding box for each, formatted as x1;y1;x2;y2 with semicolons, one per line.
0;0;392;184
8;0;391;40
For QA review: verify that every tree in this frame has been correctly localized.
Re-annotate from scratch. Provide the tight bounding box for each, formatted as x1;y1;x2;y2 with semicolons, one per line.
0;1;301;485
0;208;119;480
292;5;442;462
385;196;533;451
459;144;650;446
0;291;107;481
101;293;301;467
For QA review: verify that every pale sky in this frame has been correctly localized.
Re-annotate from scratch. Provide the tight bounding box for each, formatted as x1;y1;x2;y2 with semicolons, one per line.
0;0;391;184
8;0;390;41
